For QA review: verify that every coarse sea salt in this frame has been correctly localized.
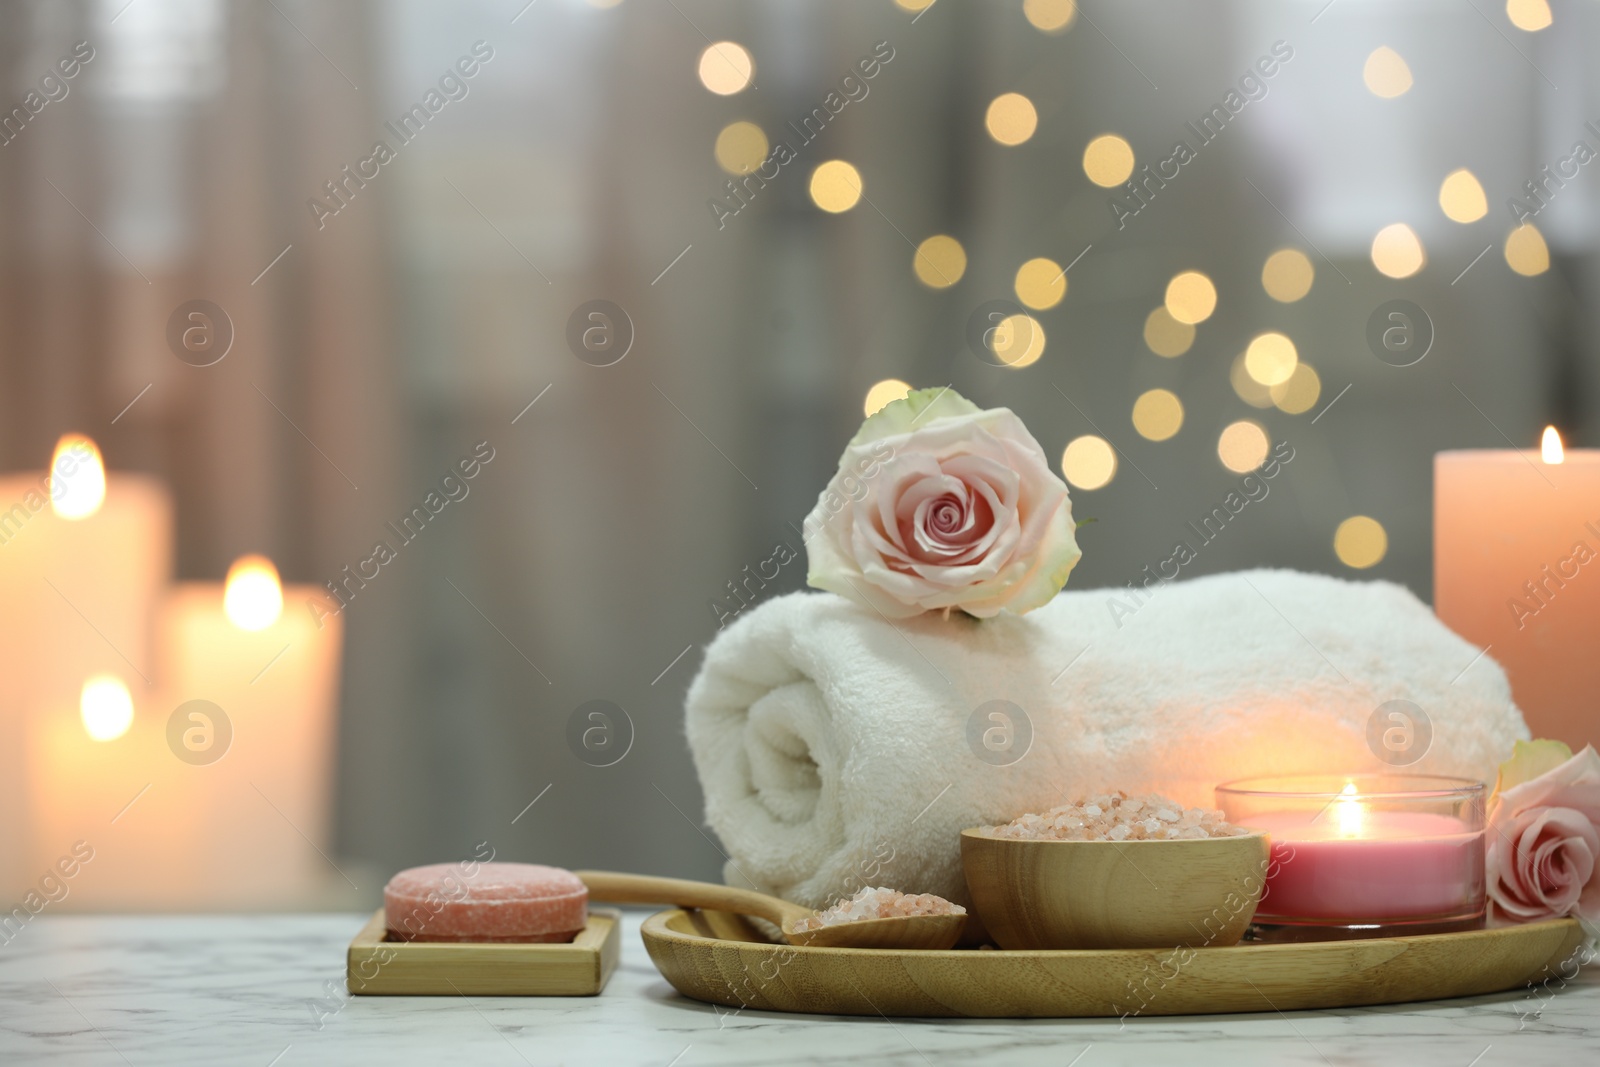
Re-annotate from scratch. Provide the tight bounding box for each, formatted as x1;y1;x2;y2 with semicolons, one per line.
982;791;1249;841
791;886;966;932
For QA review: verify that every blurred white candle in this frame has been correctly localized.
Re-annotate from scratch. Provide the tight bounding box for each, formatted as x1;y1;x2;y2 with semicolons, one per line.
26;675;207;909
158;555;343;905
0;436;172;896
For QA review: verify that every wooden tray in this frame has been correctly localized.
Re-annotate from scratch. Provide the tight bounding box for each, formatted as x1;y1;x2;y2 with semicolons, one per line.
640;907;1585;1017
347;908;621;996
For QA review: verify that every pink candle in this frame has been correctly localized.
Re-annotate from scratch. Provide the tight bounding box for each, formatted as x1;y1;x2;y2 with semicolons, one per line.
1435;429;1600;755
1217;775;1486;935
1249;811;1484;922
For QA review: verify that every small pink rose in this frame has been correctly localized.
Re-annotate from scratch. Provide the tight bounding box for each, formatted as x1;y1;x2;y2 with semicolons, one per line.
803;388;1080;619
1486;741;1600;924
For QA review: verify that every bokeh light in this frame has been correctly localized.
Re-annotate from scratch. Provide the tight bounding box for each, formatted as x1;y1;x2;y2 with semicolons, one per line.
714;121;768;175
698;42;754;95
225;554;284;631
1363;46;1412;98
1217;419;1270;472
1261;249;1314;302
1334;516;1388;569
1244;332;1298;386
986;93;1038;146
1506;0;1552;31
1371;223;1425;278
1439;168;1488;223
913;235;967;288
1270;363;1322;415
1143;307;1195;357
1082;134;1135;187
1131;389;1184;441
1504;223;1550;276
81;674;135;743
51;433;106;520
1164;270;1217;325
809;160;862;213
1061;435;1116;489
894;0;937;10
1024;0;1076;32
993;314;1046;367
1014;257;1066;309
1230;354;1275;408
864;379;912;417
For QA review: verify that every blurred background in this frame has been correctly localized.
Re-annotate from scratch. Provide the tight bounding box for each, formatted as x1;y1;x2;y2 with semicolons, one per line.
0;0;1596;911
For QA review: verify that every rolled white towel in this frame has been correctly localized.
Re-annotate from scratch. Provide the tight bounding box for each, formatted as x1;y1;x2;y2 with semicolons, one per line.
685;568;1527;908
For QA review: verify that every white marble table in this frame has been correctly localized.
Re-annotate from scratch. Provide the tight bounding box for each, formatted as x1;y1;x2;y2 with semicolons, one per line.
0;911;1594;1066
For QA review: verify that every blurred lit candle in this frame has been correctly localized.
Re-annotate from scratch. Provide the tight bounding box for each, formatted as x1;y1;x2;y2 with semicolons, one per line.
0;436;172;895
158;555;343;905
1436;427;1600;753
26;674;206;908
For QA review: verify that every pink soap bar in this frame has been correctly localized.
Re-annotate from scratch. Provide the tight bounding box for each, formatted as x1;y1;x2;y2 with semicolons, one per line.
384;862;587;943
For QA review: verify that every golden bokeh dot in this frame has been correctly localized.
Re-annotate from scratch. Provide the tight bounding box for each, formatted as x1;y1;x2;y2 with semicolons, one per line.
1217;420;1271;473
1261;248;1314;303
1507;0;1552;31
1230;354;1275;409
1082;134;1135;187
1143;307;1195;357
1024;0;1076;32
1165;270;1217;325
1504;223;1550;276
863;379;912;417
894;0;937;10
1014;257;1066;310
1061;435;1116;490
912;235;967;288
714;121;768;175
1371;223;1425;279
1363;46;1412;99
809;160;863;213
1132;389;1184;442
986;92;1038;146
1439;169;1488;223
698;41;754;95
1334;516;1388;569
1244;332;1299;387
993;314;1046;368
1270;363;1322;415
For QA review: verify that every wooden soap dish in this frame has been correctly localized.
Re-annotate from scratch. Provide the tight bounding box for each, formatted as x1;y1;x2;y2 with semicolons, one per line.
346;908;621;996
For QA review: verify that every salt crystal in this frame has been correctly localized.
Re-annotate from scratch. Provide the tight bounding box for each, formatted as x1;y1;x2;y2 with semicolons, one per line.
791;886;966;932
984;793;1249;842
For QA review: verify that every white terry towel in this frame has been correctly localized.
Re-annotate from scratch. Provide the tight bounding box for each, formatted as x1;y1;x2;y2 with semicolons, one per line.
685;568;1527;908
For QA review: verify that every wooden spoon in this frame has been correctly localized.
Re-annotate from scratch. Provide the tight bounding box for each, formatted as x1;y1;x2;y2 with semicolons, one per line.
575;870;965;950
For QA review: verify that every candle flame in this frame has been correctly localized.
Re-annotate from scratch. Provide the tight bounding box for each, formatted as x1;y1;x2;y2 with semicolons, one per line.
1335;781;1364;838
224;554;283;631
1541;425;1565;465
81;674;134;742
50;434;106;520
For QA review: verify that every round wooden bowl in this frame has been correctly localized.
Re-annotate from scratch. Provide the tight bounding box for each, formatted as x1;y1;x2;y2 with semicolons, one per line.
960;828;1272;950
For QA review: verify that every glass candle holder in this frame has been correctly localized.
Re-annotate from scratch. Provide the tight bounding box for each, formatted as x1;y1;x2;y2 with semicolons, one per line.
1215;775;1485;940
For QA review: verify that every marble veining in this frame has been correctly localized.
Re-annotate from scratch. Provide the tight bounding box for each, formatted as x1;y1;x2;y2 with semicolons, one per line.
0;912;1594;1066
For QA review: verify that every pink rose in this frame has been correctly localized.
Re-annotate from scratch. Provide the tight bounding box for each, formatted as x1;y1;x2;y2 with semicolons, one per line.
803;388;1080;619
1486;740;1600;924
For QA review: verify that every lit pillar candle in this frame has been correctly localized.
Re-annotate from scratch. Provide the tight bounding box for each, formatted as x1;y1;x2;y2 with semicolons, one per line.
0;436;172;896
1435;427;1600;753
26;675;208;909
158;556;343;905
